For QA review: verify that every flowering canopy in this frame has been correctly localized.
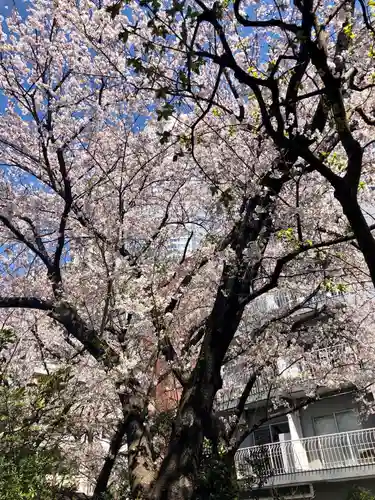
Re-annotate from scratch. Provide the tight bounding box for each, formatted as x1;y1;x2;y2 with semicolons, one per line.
1;1;375;498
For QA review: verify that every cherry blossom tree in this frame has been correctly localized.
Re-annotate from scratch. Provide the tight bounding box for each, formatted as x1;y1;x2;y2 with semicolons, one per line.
107;0;375;286
1;2;375;499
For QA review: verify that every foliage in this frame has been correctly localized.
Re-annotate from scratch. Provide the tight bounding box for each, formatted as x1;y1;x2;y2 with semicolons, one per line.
0;452;63;500
106;464;131;500
347;487;375;500
0;334;77;499
0;379;77;499
195;440;239;500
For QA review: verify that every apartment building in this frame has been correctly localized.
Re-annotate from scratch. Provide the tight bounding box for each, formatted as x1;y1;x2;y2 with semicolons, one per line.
217;292;375;500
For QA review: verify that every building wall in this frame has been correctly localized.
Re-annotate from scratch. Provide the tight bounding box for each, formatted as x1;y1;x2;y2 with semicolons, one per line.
313;478;375;500
242;479;375;500
238;391;375;450
300;392;375;438
154;359;181;411
237;392;375;499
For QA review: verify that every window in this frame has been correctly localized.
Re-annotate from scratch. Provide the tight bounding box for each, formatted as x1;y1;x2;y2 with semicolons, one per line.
249;422;291;475
314;409;359;435
253;421;290;445
313;410;361;467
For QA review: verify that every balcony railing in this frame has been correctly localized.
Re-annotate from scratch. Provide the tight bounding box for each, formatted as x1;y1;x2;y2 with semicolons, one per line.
235;428;375;482
250;289;347;316
216;368;268;409
218;343;357;409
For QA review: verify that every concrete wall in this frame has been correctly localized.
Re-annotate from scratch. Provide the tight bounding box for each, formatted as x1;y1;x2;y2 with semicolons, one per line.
239;393;375;499
300;392;375;438
242;479;375;500
313;478;375;500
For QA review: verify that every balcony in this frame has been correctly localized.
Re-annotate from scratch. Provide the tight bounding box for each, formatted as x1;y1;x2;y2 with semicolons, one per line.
250;289;348;316
216;368;269;410
217;344;357;410
235;427;375;487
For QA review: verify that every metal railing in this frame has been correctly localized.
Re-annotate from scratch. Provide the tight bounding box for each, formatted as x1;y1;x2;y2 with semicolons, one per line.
218;343;357;408
217;363;268;408
235;428;375;480
250;290;346;316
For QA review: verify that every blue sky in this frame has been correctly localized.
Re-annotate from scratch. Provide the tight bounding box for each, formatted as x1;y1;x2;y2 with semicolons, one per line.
0;0;30;111
0;0;29;16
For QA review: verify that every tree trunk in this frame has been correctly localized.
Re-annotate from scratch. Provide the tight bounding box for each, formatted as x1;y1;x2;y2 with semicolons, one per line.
150;161;296;499
151;269;246;500
92;419;128;499
126;407;155;499
335;185;375;286
150;371;217;500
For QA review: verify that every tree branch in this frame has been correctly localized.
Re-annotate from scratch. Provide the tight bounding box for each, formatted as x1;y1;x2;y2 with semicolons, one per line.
0;296;54;311
0;214;52;269
242;227;375;306
52;148;73;293
0;296;119;368
233;0;299;33
93;418;127;499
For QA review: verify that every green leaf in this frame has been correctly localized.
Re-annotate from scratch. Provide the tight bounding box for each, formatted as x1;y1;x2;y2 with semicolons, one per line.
157;130;172;144
190;57;204;74
179;134;190;147
0;328;16;351
209;185;218;196
156;103;174;121
173;151;184;161
155;86;168;99
118;30;129;43
127;57;143;73
186;6;200;18
277;228;296;242
105;1;122;20
179;70;189;88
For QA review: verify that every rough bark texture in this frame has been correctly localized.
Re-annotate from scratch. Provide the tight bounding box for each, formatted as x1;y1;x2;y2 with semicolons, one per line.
151;292;245;500
124;398;155;499
335;184;375;287
92;419;128;499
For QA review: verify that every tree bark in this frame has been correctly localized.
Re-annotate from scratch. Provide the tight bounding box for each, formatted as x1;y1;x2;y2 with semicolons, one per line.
92;419;128;499
335;184;375;287
150;160;297;500
120;392;156;500
151;267;246;500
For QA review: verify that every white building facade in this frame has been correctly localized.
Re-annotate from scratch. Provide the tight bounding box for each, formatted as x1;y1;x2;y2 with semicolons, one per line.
217;292;375;500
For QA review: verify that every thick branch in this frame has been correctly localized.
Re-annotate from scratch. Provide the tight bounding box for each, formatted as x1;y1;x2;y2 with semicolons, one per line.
93;419;127;499
242;227;375;306
0;296;54;311
233;0;298;33
52;149;73;290
0;214;52;269
0;296;119;368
